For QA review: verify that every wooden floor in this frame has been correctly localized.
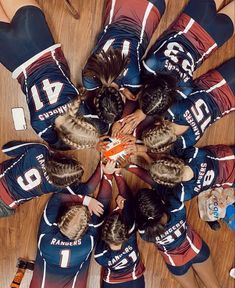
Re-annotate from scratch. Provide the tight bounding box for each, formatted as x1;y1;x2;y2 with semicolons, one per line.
0;0;234;287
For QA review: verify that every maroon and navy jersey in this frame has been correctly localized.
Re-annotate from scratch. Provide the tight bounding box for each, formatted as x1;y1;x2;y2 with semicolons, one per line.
129;165;204;267
166;59;235;151
138;195;202;266
82;0;165;93
95;233;145;284
175;145;235;201
12;45;79;145
143;13;218;96
94;174;145;284
30;173;113;288
0;141;102;208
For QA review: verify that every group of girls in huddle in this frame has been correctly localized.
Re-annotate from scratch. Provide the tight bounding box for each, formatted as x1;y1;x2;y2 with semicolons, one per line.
0;0;234;287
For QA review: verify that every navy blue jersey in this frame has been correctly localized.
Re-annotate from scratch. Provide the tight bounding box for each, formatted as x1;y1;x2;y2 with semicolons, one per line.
0;141;102;208
139;199;202;267
95;233;145;284
12;45;79;145
30;173;113;288
166;59;235;150
82;0;165;93
175;146;235;201
143;6;232;97
94;174;144;284
126;165;204;267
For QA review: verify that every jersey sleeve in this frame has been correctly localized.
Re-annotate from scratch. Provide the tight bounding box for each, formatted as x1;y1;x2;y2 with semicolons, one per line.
125;163;156;188
67;162;102;196
134;115;156;139
88;173;113;236
41;192;93;231
121;100;138;118
114;173;135;230
94;237;109;265
2;141;49;157
82;70;101;91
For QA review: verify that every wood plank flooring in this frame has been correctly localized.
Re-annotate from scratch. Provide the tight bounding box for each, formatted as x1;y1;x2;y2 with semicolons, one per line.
0;1;234;287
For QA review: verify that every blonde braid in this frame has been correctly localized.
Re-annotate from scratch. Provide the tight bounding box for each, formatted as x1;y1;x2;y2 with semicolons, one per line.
142;120;177;153
55;96;99;149
45;155;84;187
58;205;90;240
150;154;185;187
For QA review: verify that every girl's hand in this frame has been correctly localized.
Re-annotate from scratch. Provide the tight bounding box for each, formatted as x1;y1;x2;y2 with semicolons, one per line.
119;109;146;134
96;136;110;153
116;195;126;209
119;134;136;145
111;121;122;137
88;198;104;216
102;160;116;174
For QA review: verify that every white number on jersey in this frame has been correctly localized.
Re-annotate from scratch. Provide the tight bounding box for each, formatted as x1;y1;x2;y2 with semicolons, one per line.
113;250;137;270
60;249;71;268
164;42;194;76
17;168;42;191
31;79;64;110
203;170;215;187
190;99;212;132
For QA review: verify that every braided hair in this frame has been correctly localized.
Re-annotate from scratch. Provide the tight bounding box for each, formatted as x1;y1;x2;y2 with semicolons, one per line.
136;188;168;242
142;120;177;153
45;154;84;187
101;212;129;246
95;87;124;123
150;154;185;187
55;95;100;149
58;205;90;240
139;74;176;116
83;48;129;123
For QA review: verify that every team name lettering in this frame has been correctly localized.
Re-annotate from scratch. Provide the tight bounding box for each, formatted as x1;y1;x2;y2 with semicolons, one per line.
156;220;186;245
51;238;82;246
108;245;133;266
194;163;207;193
184;110;201;140
36;154;51;182
164;60;190;82
38;103;71;121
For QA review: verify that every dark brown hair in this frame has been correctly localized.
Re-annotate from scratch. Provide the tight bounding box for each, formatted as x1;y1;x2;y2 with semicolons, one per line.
101;212;129;245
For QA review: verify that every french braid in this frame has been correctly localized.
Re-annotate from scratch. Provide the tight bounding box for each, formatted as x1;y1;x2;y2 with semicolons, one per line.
102;212;129;245
58;205;90;240
136;189;168;240
139;74;176;116
150;154;185;187
45;155;84;187
95;87;124;123
142;120;177;153
55;96;99;149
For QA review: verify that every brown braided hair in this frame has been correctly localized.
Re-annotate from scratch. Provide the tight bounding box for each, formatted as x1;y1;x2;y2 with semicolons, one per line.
83;48;129;123
136;188;168;242
150;154;185;187
139;74;176;116
142;120;177;153
101;212;129;245
45;154;84;187
58;205;90;240
55;95;100;149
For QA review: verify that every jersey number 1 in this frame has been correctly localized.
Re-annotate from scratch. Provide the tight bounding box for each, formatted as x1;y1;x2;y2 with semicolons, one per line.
31;79;64;110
